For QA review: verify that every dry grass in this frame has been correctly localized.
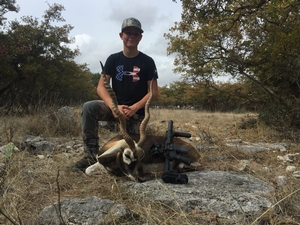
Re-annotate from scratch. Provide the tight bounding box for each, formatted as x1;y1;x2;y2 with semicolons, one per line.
0;108;300;224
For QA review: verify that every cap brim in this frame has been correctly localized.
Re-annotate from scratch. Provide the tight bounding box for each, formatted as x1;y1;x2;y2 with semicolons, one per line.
122;26;143;33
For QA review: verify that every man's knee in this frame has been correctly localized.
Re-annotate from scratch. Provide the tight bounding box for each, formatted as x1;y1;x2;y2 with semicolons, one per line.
82;101;98;115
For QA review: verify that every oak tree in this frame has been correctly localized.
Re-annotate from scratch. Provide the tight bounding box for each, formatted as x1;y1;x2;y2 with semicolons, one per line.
166;0;300;130
0;3;96;113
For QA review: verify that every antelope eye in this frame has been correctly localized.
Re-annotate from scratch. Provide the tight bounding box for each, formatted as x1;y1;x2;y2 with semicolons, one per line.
125;154;131;159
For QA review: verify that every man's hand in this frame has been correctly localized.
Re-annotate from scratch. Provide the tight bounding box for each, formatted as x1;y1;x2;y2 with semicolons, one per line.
112;104;138;119
123;105;138;118
114;105;130;119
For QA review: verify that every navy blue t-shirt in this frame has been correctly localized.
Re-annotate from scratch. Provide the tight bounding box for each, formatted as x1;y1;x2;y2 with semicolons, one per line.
104;51;158;116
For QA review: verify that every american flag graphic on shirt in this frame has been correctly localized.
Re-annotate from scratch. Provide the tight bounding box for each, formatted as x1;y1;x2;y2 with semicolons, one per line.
116;65;140;82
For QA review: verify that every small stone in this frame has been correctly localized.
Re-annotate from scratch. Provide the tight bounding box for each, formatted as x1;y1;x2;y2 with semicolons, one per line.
75;146;84;153
261;167;270;172
286;166;296;172
37;155;45;159
237;160;250;171
293;171;300;178
275;176;288;186
277;156;284;161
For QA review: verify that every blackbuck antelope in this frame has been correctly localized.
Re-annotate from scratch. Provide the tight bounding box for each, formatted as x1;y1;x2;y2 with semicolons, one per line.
85;62;203;181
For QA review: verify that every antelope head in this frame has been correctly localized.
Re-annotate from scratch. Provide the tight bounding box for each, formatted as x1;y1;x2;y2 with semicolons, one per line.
85;61;153;181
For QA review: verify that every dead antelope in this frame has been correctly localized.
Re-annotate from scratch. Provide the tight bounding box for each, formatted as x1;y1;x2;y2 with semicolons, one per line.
85;62;203;181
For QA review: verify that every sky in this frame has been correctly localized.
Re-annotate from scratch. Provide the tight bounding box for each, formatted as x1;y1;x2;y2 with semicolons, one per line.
5;0;184;86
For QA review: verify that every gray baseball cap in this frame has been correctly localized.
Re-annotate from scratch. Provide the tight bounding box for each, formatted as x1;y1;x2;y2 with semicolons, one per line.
121;17;143;33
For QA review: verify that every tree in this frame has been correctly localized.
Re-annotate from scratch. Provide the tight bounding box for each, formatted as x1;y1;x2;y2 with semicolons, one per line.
166;0;300;130
0;3;96;113
0;0;18;25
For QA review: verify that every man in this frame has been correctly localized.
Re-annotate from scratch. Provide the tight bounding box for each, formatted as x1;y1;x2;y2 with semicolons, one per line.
71;17;159;171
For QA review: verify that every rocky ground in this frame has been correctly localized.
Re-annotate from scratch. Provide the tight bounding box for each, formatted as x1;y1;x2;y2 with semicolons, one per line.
0;108;300;224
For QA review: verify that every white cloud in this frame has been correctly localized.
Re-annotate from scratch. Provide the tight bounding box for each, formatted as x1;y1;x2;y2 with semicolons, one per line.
6;0;183;86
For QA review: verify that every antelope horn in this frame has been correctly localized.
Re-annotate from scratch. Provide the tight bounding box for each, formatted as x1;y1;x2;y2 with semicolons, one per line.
100;61;135;150
137;79;153;147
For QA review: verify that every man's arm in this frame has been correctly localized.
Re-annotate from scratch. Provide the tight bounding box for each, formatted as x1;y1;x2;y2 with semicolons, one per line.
97;75;113;109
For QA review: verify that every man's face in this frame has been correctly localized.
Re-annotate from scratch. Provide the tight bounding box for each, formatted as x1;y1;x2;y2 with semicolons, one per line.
120;27;142;48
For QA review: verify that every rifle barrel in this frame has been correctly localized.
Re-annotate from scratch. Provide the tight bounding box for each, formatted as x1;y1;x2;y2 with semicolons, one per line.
174;131;191;138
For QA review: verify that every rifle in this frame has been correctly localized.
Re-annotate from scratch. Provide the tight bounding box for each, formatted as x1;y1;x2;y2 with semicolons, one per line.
150;120;191;184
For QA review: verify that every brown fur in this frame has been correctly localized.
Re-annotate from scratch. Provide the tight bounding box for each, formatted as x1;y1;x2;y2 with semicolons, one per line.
98;134;204;180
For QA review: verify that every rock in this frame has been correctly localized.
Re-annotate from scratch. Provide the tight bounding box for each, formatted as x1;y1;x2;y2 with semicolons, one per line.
61;141;76;148
237;160;250;171
226;139;243;143
23;135;43;143
23;136;58;153
37;155;45;159
37;196;131;225
54;106;74;119
125;170;274;221
42;106;75;123
275;176;288;186
277;153;299;163
286;166;296;172
226;141;290;153
37;171;275;223
20;136;83;155
28;140;56;153
293;171;300;178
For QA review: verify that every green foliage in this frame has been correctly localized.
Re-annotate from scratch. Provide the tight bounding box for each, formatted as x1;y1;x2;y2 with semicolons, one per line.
156;80;253;111
5;142;14;159
91;73;101;87
0;0;19;25
166;0;300;130
0;3;97;114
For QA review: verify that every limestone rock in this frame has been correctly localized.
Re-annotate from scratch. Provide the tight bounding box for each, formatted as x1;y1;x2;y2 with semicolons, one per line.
275;176;288;186
37;196;131;225
126;170;274;221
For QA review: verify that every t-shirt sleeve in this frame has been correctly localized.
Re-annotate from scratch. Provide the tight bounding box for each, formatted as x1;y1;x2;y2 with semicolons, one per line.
104;54;114;76
146;56;159;81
